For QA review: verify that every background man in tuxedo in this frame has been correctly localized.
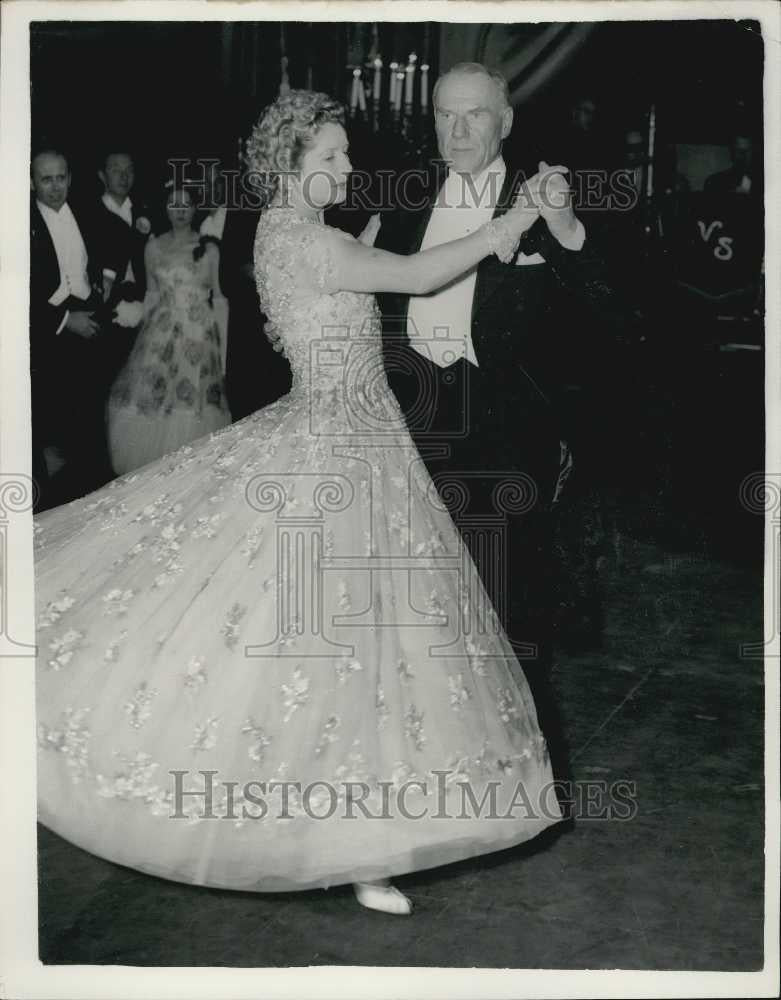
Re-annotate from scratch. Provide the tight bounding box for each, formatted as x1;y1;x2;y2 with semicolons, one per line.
376;63;613;784
30;148;114;507
93;149;151;382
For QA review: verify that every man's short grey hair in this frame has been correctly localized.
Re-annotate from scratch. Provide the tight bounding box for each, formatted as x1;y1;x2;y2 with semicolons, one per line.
433;62;511;109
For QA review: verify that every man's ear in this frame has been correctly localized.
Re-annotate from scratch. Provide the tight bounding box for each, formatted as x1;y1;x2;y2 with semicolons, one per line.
501;106;514;140
98;170;106;189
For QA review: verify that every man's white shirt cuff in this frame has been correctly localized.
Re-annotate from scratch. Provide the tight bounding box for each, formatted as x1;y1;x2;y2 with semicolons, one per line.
56;310;69;335
48;283;68;308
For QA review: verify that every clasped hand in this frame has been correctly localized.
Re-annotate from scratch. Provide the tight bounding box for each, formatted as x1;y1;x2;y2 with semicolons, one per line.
510;161;579;245
65;310;99;339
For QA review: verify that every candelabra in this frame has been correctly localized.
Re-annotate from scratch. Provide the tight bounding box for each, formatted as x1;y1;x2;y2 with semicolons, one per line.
346;52;436;168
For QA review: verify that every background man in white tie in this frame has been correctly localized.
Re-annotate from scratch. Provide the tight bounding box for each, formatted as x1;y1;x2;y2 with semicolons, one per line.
93;149;151;383
377;62;614;788
96;151;150;300
30;148;112;506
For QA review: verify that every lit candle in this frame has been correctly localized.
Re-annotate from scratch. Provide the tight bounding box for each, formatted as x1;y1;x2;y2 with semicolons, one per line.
395;71;404;110
356;69;367;111
373;57;382;101
389;62;399;105
420;63;429;109
405;60;415;105
350;68;360;111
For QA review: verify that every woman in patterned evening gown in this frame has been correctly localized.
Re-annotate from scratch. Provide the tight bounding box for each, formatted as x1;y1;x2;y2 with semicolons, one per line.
34;91;561;916
106;186;231;475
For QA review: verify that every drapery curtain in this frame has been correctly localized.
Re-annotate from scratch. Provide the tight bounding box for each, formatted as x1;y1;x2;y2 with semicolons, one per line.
439;22;595;106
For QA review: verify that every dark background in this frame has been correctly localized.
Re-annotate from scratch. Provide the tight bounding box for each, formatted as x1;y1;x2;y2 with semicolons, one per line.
29;18;766;564
30;20;763;200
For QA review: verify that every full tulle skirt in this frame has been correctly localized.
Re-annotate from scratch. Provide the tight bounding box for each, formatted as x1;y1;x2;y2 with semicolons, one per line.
37;370;560;891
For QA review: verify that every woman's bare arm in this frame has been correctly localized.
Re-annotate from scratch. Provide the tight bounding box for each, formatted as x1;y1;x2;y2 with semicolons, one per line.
312;203;537;297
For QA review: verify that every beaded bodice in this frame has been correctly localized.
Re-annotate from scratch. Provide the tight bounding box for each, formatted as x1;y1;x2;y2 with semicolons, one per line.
253;208;385;404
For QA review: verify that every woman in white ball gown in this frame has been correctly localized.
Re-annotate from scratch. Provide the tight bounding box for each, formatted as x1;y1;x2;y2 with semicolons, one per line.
34;90;561;916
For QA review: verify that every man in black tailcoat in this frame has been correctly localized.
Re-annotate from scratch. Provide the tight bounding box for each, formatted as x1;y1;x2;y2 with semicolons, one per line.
376;63;614;785
91;150;151;383
30;147;114;507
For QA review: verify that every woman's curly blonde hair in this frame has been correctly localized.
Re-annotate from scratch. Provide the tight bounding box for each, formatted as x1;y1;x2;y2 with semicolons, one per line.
245;89;346;205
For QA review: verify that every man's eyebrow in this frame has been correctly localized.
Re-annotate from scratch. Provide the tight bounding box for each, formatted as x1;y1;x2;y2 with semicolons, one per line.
436;104;491;113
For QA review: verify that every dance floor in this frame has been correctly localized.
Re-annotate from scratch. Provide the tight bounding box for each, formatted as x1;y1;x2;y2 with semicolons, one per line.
36;484;765;969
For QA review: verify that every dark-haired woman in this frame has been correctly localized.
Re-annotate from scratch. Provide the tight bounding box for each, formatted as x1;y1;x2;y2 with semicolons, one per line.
106;186;231;474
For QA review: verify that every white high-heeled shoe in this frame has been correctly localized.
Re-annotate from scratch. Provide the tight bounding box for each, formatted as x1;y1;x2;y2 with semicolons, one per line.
353;879;412;915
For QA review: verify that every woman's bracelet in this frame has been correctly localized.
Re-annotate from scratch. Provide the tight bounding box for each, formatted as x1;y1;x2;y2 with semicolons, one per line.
483;217;521;264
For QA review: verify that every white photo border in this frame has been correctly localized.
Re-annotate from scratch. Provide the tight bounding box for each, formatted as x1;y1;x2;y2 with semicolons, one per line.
1;2;778;998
